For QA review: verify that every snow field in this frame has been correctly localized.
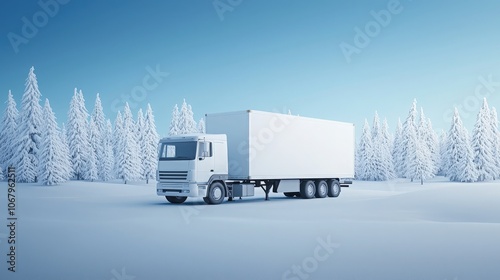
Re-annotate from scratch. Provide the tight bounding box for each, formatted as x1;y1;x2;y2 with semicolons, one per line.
0;178;499;280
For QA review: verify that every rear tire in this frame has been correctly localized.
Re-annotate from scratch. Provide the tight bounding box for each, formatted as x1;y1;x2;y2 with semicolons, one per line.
315;180;328;198
204;182;226;205
300;180;316;199
165;196;187;204
328;180;341;197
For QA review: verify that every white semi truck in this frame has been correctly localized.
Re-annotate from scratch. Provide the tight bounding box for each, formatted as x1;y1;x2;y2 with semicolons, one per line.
156;110;355;204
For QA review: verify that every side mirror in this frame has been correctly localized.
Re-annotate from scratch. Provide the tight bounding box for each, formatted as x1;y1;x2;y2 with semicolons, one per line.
199;142;210;160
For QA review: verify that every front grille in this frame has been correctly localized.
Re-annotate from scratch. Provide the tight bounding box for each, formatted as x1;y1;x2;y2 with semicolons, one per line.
159;171;188;181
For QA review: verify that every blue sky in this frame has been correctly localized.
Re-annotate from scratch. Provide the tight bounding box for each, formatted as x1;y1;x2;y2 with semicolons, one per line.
1;0;500;137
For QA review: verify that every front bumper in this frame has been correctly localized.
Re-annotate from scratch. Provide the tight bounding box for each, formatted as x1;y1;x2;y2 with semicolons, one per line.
156;182;207;197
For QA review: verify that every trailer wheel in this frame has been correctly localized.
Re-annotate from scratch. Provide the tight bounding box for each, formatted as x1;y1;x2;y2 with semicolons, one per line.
165;196;187;204
315;180;328;198
204;182;226;205
328;180;341;197
300;180;316;199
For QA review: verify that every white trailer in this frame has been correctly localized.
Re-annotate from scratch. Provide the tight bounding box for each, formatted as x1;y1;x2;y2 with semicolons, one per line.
156;110;355;204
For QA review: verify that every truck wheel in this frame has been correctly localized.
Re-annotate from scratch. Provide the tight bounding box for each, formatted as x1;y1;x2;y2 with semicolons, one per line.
328;180;341;197
315;180;328;198
204;182;226;205
300;180;316;199
165;196;187;204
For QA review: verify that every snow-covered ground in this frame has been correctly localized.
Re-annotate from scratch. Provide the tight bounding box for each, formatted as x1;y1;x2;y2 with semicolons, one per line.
0;177;499;280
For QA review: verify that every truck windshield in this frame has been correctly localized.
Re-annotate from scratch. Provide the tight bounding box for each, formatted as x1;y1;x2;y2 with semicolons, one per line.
159;141;197;161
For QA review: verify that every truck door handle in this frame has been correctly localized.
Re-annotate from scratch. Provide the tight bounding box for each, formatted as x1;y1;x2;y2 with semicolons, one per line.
210;170;214;172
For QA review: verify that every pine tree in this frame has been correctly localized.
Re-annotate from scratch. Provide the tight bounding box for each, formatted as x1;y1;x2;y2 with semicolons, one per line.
0;91;19;173
117;103;140;184
438;130;448;176
169;104;180;136
392;118;404;177
0;167;3;181
86;116;99;182
381;118;396;179
447;108;477;182
142;104;160;184
136;108;146;180
14;66;44;183
59;123;72;181
426;118;440;175
490;107;500;179
39;99;67;185
102;119;115;181
91;93;107;180
472;98;496;181
355;119;375;180
113;111;124;179
370;112;394;181
198;117;206;133
400;99;419;180
67;88;90;180
178;100;197;134
407;108;434;184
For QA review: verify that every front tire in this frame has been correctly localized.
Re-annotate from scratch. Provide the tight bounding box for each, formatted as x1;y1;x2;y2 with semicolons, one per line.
300;180;316;199
204;182;226;205
165;196;187;204
328;180;341;197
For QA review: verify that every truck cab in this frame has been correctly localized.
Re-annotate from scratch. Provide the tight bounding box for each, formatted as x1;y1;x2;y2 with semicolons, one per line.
156;134;228;204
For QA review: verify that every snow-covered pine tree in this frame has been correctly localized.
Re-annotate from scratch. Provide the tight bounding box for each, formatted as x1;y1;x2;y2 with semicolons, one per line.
426;118;440;175
142;104;160;184
400;99;419;180
438;130;448;176
381;118;396;179
392;118;404;178
113;111;124;179
447;108;477;182
86;116;99;182
370;112;394;181
91;93;107;180
0;166;3;181
169;104;180;136
0;91;19;173
187;104;198;133
355;119;375;180
471;98;496;181
198;117;206;133
136;108;146;181
490;107;500;179
14;66;44;183
67;89;90;180
102;119;115;181
39;99;67;185
178;100;197;134
59;123;72;181
117;103;140;184
407;108;434;184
